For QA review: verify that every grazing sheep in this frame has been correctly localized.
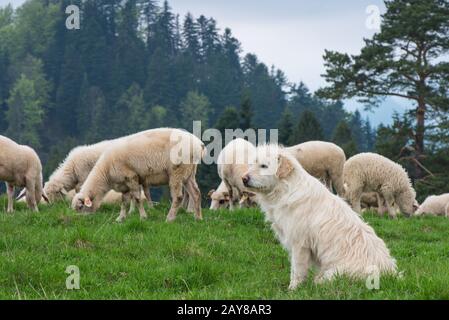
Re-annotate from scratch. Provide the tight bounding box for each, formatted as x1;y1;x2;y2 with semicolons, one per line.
415;194;449;217
344;153;417;218
209;138;256;210
43;138;139;203
209;181;231;209
208;181;255;210
72;128;204;222
0;135;48;212
286;141;346;196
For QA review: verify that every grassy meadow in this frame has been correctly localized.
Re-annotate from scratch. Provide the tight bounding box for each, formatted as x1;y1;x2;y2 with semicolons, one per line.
0;197;448;300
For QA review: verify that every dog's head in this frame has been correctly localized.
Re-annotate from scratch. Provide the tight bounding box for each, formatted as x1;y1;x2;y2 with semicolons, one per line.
242;145;295;194
208;189;231;210
71;192;96;213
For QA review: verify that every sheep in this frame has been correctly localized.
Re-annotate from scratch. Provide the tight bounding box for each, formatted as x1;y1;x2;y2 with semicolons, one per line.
209;138;256;210
43;138;147;203
0;135;48;212
208;180;256;210
72;128;204;223
343;153;417;218
286;141;346;196
415;194;449;217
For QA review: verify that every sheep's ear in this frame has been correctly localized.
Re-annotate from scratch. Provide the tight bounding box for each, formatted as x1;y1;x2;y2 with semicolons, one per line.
239;193;249;205
240;191;256;205
42;192;50;203
413;200;420;211
276;154;294;179
207;189;216;198
84;197;93;208
243;191;256;198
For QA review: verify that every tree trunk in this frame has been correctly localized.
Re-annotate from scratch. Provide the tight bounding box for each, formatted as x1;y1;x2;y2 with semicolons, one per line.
414;98;426;178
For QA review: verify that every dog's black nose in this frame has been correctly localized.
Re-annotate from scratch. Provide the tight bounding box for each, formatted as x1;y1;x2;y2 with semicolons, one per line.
242;175;250;187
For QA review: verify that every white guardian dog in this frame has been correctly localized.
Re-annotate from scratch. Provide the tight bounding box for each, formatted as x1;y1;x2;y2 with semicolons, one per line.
242;144;397;289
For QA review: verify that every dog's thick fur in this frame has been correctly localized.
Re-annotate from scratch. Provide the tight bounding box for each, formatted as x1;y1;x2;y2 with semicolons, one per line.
243;145;397;289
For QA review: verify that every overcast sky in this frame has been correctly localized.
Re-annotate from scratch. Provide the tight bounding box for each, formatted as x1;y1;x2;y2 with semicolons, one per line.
2;0;410;125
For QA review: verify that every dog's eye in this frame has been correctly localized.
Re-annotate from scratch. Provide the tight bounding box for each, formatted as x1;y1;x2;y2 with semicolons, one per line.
260;164;268;169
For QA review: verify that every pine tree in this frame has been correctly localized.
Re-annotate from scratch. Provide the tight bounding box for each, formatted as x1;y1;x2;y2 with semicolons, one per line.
114;83;147;136
82;86;107;143
182;13;200;59
215;106;240;134
318;0;449;174
292;110;324;145
375;112;414;160
349;110;364;151
148;105;168;129
333;120;358;157
277;107;294;146
114;0;146;93
6;75;46;148
240;92;253;131
180;91;211;130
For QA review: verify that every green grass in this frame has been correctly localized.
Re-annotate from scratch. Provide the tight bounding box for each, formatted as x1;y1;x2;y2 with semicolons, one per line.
0;197;448;300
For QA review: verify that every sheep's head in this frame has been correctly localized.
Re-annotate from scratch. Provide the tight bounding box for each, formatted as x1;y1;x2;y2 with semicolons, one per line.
209;189;231;210
71;193;95;213
44;182;69;203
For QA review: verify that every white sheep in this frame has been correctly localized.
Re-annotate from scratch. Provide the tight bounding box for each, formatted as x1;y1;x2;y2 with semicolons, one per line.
0;135;48;212
415;194;449;217
72;128;204;223
209;138;256;210
286;141;346;196
344;153;417;218
208;180;255;210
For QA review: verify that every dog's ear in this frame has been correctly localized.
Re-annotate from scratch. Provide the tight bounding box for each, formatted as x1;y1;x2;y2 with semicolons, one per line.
207;189;216;198
276;154;294;179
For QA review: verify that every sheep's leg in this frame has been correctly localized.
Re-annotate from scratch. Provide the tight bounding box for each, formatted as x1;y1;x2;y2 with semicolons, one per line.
223;180;235;211
376;193;387;216
289;246;312;290
181;185;190;210
6;183;14;213
128;198;136;215
184;177;202;220
166;180;184;223
143;185;153;208
25;179;38;212
382;193;397;219
348;188;363;214
133;190;147;221
116;193;131;223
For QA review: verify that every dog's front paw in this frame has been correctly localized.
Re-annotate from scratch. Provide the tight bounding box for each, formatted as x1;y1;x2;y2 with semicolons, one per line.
288;281;301;291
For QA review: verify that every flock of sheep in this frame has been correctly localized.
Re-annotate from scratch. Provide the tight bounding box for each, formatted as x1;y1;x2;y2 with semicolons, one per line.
1;128;448;288
208;138;448;218
1;130;448;219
